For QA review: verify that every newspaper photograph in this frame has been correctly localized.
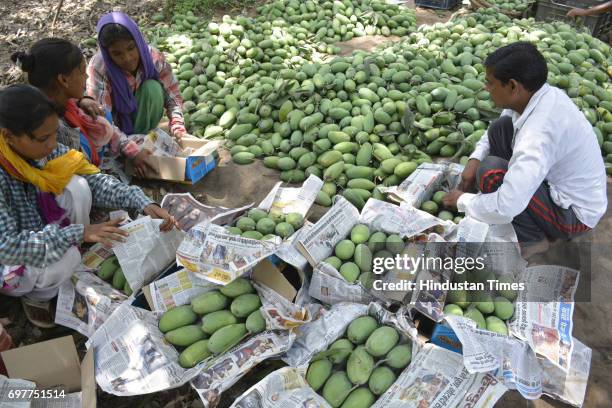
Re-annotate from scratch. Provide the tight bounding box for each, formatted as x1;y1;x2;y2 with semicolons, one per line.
256;175;323;216
363;198;457;239
112;216;185;291
161;193;251;232
176;223;282;284
445;315;543;399
376;343;507;408
55;271;128;337
296;197;360;267
148;268;219;312
509;265;580;372
540;337;592;407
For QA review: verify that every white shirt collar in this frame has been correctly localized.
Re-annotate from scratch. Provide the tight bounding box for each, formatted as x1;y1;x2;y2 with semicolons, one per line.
508;83;550;131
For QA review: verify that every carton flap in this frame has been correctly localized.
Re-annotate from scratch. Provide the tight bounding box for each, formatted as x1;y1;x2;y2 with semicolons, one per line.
1;336;81;392
253;259;297;302
143;285;154;310
190;140;221;157
81;348;96;408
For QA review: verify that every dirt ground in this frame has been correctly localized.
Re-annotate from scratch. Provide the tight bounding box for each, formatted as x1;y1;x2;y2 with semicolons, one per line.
0;1;611;407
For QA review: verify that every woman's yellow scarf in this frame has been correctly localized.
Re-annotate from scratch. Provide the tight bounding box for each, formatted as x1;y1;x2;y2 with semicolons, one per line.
0;134;99;195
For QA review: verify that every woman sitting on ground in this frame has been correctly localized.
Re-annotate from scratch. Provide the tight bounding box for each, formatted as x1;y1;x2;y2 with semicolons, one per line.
87;11;190;143
0;85;176;327
12;38;154;176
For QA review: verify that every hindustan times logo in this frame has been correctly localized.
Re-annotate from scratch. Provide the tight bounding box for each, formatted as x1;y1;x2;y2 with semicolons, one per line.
372;255;486;275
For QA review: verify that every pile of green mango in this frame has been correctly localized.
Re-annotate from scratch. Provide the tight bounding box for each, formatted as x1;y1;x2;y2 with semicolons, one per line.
420;190;463;223
97;255;132;296
444;270;517;335
323;224;408;288
158;278;266;368
228;208;304;240
306;315;412;407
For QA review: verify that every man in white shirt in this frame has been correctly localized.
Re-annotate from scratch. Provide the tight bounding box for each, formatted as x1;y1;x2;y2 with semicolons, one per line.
443;42;607;246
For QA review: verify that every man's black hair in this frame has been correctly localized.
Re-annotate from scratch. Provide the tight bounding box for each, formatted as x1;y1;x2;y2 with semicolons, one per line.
484;42;548;92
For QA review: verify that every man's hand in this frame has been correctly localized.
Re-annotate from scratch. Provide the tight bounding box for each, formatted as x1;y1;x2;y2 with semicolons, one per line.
442;190;464;209
459;159;480;192
78;98;105;119
132;149;155;179
83;218;129;247
143;204;178;232
567;8;587;17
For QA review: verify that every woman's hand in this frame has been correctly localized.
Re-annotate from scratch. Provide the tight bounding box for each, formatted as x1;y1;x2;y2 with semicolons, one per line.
143;204;178;231
78;98;105;118
83;218;129;247
132;149;155;178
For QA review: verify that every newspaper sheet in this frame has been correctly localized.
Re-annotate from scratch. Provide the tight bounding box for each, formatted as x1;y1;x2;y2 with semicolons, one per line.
478;224;526;276
302;198;458;306
176;177;321;285
296;197;360;267
308;262;376;306
143;128;182;157
176;223;282;284
148;269;218;312
90;303;200;395
30;392;82;408
91;268;308;403
445;315;543;400
363;199;457;239
161;193;251;232
55;271;128;337
257;174;323;216
451;217;490;260
273;222;312;271
379;162;463;208
509;265;580;372
112;216;185;291
283;302;418;368
375;343;507;408
540;337;591;407
250;343;505;408
190;330;295;408
0;375;35;408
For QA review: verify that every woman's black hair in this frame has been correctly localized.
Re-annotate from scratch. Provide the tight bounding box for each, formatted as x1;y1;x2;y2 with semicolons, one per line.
99;23;135;48
10;38;83;90
0;85;61;137
484;42;548;92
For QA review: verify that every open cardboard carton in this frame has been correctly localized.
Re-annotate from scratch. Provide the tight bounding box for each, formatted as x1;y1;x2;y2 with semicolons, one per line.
1;335;96;407
141;257;301;312
130;135;221;184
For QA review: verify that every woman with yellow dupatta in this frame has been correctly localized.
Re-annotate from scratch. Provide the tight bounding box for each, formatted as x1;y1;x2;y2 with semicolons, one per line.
0;85;176;328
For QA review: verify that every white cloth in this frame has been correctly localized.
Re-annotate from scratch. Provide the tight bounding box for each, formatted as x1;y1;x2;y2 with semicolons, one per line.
458;84;607;227
0;176;91;300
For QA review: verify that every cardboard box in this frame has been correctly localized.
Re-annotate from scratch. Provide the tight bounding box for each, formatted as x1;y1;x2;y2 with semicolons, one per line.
1;336;96;407
131;136;221;184
430;323;463;355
